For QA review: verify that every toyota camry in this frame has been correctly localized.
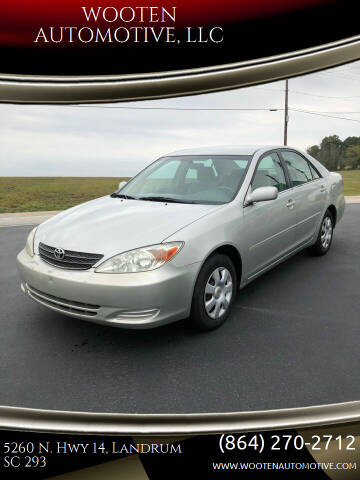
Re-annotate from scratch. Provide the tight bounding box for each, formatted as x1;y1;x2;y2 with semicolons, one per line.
17;146;345;330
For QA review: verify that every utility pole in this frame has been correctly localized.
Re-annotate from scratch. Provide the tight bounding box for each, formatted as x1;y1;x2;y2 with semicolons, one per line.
284;79;289;145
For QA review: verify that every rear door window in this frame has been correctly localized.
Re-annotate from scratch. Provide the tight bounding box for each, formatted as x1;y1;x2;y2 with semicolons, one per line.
281;151;313;186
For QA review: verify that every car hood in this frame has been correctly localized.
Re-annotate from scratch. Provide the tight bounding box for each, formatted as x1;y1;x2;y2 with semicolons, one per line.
35;196;218;259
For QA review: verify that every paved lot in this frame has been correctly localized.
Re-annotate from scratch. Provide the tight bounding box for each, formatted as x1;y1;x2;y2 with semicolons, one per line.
0;211;60;227
0;205;359;414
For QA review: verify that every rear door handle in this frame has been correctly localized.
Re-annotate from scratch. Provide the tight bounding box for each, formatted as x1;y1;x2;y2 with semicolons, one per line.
286;199;295;208
320;185;326;193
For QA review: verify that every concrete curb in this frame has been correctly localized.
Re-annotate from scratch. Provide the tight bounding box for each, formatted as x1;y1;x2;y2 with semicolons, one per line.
345;196;360;203
1;197;359;227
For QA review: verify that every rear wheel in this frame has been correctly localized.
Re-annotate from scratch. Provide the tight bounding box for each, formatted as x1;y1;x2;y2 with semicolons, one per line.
307;210;334;256
189;254;237;331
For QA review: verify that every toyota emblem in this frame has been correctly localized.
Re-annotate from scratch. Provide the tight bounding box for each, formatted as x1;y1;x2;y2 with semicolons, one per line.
54;248;65;260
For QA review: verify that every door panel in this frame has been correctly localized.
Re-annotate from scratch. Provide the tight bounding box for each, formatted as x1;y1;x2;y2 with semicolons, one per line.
242;152;297;278
290;181;326;244
280;150;326;244
243;190;297;278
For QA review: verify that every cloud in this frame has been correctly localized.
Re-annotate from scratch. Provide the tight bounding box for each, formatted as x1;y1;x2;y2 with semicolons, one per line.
1;61;360;176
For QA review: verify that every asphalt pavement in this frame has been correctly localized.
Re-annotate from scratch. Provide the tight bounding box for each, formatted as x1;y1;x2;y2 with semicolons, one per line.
0;205;359;414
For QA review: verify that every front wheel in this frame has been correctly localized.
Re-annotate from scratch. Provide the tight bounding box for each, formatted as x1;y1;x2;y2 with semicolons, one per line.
189;254;237;331
307;210;334;256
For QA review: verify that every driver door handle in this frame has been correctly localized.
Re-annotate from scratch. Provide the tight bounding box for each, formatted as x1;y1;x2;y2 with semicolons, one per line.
286;199;295;209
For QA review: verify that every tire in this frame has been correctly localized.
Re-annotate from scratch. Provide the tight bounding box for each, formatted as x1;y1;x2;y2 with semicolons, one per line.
307;209;334;256
189;254;237;331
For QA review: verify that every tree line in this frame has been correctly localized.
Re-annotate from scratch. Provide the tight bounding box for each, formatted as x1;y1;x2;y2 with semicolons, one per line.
307;135;360;171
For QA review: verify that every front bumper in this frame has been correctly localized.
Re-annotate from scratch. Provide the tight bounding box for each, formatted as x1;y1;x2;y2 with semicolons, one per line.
17;249;200;328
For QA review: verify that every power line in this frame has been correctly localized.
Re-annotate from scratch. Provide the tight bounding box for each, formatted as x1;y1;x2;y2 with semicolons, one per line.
319;69;360;79
289;108;360;123
69;105;280;111
300;111;360;114
288;89;360;100
255;86;360;100
308;69;360;85
64;100;360;123
69;102;360;116
67;103;360;122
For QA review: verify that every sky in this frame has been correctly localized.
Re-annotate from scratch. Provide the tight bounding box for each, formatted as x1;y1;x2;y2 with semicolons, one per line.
1;61;360;177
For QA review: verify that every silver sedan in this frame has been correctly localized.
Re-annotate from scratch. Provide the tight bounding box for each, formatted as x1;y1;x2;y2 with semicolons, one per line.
17;145;345;330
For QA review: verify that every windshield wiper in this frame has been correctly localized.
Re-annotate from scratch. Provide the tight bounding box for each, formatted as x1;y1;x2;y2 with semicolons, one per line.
138;196;196;204
110;192;137;200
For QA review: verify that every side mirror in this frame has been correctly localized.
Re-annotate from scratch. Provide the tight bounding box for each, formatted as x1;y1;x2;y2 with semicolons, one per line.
245;186;278;206
118;180;127;190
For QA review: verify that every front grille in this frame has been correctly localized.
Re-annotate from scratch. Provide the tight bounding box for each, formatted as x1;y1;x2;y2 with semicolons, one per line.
27;284;100;317
39;242;103;270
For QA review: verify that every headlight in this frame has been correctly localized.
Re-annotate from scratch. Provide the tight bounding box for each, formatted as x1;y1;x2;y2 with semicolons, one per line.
95;242;183;273
25;227;38;257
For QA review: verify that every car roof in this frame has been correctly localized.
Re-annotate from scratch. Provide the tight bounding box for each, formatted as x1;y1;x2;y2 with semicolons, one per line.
166;145;291;156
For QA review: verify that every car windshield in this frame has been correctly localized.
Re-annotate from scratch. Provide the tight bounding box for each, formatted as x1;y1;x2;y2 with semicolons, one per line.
117;155;252;204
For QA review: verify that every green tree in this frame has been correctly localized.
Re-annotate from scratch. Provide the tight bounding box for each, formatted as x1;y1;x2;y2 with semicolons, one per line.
307;145;321;160
344;144;360;169
343;136;360;150
319;135;344;170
